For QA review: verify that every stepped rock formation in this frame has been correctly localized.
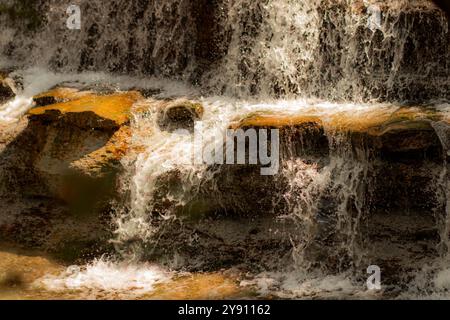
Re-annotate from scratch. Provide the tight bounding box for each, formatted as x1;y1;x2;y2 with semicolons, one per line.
0;0;449;298
139;107;449;274
0;86;143;259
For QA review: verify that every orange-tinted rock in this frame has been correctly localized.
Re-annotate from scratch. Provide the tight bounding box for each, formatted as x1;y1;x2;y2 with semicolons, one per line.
231;107;448;158
230;112;322;129
29;91;143;128
0;89;146;219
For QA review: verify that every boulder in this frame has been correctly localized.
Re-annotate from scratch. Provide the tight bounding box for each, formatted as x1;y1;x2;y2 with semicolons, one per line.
32;87;93;107
155;99;204;132
29;90;142;128
0;76;16;105
24;90;142;200
0;89;144;256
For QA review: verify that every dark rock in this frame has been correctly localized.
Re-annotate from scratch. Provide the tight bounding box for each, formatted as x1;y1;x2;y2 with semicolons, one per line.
0;78;15;104
0;89;142;255
156;99;204;132
432;0;450;17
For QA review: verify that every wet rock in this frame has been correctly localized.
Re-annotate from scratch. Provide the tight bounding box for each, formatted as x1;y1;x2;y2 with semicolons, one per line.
0;76;16;105
0;0;44;31
432;0;450;17
0;89;144;254
147;107;450;272
33;87;93;107
156;99;204;132
30;90;143;128
317;0;449;101
230;112;329;158
192;0;231;79
25;91;142;201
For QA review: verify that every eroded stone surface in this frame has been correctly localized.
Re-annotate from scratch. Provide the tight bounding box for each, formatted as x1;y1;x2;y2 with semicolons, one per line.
29;90;143;128
0;88;145;256
0;75;16;105
155;99;204;132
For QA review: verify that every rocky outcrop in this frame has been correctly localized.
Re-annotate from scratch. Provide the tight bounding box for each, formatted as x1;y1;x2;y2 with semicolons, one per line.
145;106;450;272
29;90;141;128
155;99;204;132
0;87;448;274
0;73;16;105
0;88;143;258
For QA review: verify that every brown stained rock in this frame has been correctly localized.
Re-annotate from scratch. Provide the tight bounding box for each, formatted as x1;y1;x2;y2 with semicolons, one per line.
1;90;145;216
230;113;322;129
349;108;446;157
230;112;328;158
33;87;94;107
231;107;447;157
28;94;143;205
154;99;204;132
70;126;132;177
0;77;16;105
0;118;28;151
0;89;146;255
29;91;143;128
0;248;63;289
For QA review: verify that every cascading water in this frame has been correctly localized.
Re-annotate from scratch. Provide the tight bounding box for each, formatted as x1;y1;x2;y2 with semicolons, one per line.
0;0;449;299
431;121;450;255
1;0;448;100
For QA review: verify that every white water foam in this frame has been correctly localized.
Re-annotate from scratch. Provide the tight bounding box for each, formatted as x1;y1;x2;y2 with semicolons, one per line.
36;259;171;297
241;270;381;299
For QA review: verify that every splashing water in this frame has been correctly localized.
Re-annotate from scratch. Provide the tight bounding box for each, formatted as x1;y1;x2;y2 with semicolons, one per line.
36;259;171;298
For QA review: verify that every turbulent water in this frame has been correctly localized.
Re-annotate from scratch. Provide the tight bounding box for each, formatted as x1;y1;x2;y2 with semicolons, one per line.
0;0;449;299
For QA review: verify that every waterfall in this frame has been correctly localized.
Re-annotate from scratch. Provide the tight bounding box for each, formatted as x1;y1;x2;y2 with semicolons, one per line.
431;121;450;255
1;0;448;100
0;0;449;298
